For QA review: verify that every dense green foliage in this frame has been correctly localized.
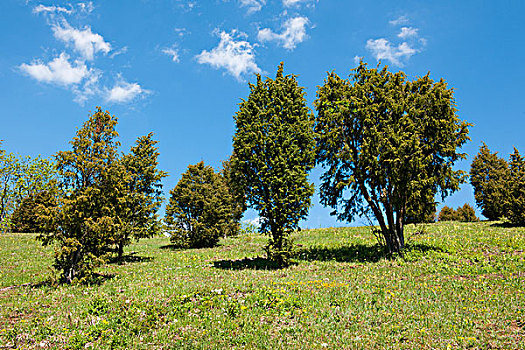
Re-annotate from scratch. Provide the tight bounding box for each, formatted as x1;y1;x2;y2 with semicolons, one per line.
506;148;525;225
11;191;57;233
231;63;316;266
314;62;470;253
115;133;167;261
219;157;246;237
37;107;123;283
165;161;239;248
0;144;56;232
1;222;524;349
438;204;478;222
438;206;457;222
470;143;509;220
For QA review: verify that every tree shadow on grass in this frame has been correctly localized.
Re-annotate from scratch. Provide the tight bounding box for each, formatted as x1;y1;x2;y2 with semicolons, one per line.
107;252;154;264
159;244;183;250
213;257;286;270
295;242;445;263
490;221;524;228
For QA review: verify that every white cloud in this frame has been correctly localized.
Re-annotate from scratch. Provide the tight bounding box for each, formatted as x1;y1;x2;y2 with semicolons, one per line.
389;15;409;26
257;16;309;50
77;2;94;14
106;78;147;103
365;39;417;66
52;21;111;60
239;0;266;14
19;53;90;85
398;27;418;39
196;30;261;81
33;4;72;14
174;27;188;37
353;55;363;65
282;0;309;7
72;69;101;104
162;47;180;62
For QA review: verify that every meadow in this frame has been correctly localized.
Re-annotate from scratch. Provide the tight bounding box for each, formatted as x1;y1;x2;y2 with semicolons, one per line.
0;221;523;349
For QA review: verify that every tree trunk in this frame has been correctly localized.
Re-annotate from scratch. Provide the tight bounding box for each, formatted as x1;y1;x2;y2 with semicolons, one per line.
118;241;124;264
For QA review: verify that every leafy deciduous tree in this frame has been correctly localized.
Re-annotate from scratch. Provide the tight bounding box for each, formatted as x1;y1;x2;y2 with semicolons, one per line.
0;142;57;232
314;62;470;253
231;63;316;266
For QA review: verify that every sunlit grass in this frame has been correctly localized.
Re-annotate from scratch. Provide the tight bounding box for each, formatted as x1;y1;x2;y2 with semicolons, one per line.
0;221;524;349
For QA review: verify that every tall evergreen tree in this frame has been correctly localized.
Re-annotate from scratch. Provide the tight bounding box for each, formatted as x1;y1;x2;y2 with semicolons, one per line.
506;148;525;225
115;133;168;261
470;143;509;220
219;157;246;237
231;63;316;266
314;62;470;254
38;107;122;283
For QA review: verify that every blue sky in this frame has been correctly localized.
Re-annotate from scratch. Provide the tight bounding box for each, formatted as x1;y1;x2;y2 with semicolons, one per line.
1;0;524;228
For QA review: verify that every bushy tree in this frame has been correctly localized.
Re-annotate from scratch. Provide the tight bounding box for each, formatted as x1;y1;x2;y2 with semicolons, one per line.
115;133;167;261
456;203;479;222
165;161;238;248
506;148;525;225
314;62;470;254
438;206;458;221
231;63;316;266
470;143;509;220
0;144;57;232
11;190;57;233
38;107;123;283
438;204;478;222
219;157;246;237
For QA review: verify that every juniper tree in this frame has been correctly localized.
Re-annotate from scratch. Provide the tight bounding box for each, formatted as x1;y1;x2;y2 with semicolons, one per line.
314;62;470;254
165;161;238;248
115;133;167;261
470;143;509;220
231;63;316;266
506;148;525;225
219;157;246;237
38;107;122;283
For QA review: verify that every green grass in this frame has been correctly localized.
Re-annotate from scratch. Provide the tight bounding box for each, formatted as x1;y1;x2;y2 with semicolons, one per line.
0;222;524;349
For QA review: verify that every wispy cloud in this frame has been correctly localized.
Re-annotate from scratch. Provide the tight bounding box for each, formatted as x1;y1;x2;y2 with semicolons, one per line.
19;53;90;85
389;15;409;26
257;16;309;50
33;4;72;15
196;30;261;81
77;2;94;14
106;76;148;103
282;0;313;7
364;19;426;67
174;27;188;37
162;47;180;62
398;27;418;39
239;0;266;14
366;39;417;67
52;21;111;60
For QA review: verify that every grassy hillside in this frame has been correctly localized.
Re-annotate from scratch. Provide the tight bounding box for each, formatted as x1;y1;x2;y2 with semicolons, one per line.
0;222;524;349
